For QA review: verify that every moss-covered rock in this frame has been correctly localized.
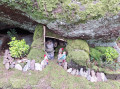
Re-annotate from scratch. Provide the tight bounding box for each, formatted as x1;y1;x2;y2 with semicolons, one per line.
66;39;89;53
67;50;89;66
27;48;45;63
66;39;89;66
27;25;45;62
33;25;43;40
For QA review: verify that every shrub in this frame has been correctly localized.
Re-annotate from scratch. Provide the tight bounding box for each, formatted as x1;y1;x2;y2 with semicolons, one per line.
8;37;30;58
95;46;119;62
95;46;107;53
104;47;119;62
89;48;102;61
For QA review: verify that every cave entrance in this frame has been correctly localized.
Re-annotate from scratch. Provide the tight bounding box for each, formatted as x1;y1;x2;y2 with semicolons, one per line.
0;27;33;52
45;36;67;60
43;26;67;60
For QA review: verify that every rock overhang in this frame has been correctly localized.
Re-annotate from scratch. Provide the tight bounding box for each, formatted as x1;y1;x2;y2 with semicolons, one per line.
0;3;120;42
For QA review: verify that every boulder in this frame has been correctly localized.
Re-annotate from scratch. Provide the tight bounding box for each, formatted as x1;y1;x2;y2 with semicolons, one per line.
91;70;97;82
87;75;91;81
15;64;22;71
35;63;42;71
9;62;15;69
96;72;102;82
23;60;31;72
3;57;8;65
76;70;79;76
80;68;84;76
0;2;120;42
22;59;28;62
27;60;31;69
101;73;107;81
30;60;35;70
90;76;97;82
71;69;76;75
23;64;29;72
83;71;87;78
64;62;67;70
17;60;22;63
5;63;9;70
67;68;72;73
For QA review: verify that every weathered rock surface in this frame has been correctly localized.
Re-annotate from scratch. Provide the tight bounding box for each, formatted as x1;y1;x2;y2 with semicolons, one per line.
76;70;79;76
0;4;37;32
5;63;9;70
96;72;102;82
101;73;107;81
71;69;76;75
15;64;22;70
91;70;97;82
30;60;35;70
67;68;72;73
80;68;84;76
23;60;31;72
64;62;67;70
35;63;42;71
0;3;120;41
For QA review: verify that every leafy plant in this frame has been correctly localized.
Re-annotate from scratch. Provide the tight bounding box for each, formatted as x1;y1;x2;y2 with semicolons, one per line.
89;48;102;61
7;29;18;39
104;47;119;62
95;46;107;53
8;37;30;58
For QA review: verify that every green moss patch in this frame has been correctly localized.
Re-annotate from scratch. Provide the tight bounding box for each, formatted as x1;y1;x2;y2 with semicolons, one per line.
66;39;89;66
33;25;43;41
27;48;45;63
67;39;89;53
28;25;45;62
67;50;89;66
27;38;45;62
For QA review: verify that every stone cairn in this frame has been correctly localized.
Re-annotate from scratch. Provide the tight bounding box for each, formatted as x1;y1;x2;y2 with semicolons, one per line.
64;63;108;82
3;50;49;72
3;50;15;70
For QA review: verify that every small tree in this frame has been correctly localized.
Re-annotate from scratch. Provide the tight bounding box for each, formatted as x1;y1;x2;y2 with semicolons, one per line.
8;37;30;58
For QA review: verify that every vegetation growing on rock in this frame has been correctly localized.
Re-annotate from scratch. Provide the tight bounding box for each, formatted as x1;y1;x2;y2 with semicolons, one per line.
33;25;43;40
27;25;45;62
90;46;119;62
1;0;120;22
89;48;102;61
66;39;89;66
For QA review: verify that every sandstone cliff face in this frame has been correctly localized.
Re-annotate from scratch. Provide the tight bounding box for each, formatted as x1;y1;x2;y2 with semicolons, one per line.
0;2;120;41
